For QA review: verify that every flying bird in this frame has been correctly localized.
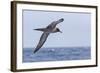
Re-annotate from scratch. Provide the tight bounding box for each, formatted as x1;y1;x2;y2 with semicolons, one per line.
33;18;64;53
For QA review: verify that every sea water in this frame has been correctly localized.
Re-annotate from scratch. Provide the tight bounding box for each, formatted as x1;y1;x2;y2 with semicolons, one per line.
23;47;91;62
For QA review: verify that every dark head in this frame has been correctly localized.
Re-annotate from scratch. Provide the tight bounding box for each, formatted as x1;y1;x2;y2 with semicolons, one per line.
56;28;62;33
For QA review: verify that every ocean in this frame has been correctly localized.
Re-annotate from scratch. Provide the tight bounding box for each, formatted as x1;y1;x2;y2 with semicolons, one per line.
23;47;91;62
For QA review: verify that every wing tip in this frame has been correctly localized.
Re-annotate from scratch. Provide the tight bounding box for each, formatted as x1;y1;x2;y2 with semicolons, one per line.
33;50;37;53
33;48;39;53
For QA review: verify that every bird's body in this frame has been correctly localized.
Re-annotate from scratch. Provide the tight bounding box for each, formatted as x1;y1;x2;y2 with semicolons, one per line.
34;18;64;53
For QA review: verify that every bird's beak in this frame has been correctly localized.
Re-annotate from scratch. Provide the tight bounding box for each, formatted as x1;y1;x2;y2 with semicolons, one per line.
60;31;62;33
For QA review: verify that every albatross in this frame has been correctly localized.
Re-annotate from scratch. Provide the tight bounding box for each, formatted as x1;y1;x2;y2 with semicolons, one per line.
33;18;64;53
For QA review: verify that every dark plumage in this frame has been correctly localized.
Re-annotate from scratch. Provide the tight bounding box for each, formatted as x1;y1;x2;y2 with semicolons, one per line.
34;18;64;53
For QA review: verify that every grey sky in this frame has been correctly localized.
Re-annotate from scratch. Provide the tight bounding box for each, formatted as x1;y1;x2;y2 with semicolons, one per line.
23;10;91;48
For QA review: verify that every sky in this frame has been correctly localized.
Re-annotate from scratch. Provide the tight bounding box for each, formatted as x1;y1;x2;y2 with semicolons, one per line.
22;10;91;48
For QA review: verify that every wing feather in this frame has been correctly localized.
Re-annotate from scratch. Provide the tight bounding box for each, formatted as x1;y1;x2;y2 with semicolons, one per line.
34;33;49;53
46;18;64;29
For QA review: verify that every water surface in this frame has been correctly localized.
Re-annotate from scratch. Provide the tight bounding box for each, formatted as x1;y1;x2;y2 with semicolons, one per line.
23;47;91;63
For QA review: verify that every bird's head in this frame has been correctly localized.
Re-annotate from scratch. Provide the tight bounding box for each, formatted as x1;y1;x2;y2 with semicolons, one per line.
56;28;62;33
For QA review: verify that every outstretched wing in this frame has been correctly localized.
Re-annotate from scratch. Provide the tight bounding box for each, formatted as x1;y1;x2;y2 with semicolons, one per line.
46;18;64;29
34;32;49;53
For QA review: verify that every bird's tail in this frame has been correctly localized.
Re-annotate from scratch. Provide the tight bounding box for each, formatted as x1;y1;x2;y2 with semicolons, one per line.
34;28;45;32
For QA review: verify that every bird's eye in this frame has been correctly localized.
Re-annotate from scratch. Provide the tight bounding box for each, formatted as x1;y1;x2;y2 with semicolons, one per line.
57;28;59;31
